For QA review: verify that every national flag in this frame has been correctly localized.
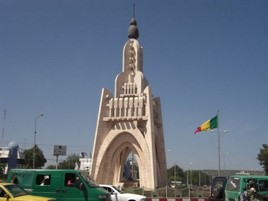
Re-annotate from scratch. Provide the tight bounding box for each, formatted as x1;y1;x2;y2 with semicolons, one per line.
194;115;218;134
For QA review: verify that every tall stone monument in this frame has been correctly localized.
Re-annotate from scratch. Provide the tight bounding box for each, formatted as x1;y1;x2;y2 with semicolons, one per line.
91;17;167;190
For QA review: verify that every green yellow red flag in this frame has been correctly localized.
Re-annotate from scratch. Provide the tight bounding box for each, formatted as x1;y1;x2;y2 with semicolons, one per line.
194;115;218;134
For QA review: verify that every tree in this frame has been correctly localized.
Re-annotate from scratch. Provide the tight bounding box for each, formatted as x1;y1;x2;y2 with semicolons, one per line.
58;153;80;169
23;145;47;168
167;164;185;184
257;144;268;175
47;164;56;169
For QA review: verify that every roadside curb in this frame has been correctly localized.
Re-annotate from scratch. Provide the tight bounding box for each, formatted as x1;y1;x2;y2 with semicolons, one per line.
147;198;209;201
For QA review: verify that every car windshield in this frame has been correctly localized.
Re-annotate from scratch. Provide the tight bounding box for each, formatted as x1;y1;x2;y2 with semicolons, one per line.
79;171;99;187
112;185;124;194
5;184;28;197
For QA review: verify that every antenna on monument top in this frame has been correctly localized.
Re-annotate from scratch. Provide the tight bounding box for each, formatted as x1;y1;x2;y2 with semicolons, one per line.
128;2;139;39
132;3;136;18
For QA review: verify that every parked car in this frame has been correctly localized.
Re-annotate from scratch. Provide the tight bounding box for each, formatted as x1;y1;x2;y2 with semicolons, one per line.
100;184;146;201
0;183;55;201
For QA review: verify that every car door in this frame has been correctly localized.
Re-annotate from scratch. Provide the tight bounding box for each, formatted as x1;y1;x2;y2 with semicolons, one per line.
59;172;86;201
34;173;59;200
102;186;118;201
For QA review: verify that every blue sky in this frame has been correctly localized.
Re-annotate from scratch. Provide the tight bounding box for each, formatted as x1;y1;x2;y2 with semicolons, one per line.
1;0;268;172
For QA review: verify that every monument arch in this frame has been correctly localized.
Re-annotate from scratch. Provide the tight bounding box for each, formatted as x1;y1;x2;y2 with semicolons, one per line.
91;17;167;190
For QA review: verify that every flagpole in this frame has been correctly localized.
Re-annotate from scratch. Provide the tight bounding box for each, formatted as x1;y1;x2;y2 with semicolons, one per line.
217;110;221;176
194;110;222;176
2;109;7;143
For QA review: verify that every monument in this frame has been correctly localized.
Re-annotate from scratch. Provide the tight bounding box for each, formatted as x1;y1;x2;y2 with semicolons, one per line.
91;17;167;190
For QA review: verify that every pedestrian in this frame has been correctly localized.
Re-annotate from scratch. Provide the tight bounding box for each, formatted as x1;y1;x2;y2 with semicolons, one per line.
11;174;18;184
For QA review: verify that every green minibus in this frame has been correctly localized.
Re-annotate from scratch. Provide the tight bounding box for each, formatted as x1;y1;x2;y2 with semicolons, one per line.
225;175;268;201
7;169;111;201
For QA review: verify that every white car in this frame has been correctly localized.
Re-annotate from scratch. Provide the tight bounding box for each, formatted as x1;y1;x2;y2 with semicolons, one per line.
99;184;146;201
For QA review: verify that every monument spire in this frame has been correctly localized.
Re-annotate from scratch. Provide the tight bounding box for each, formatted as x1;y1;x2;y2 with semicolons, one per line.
128;3;139;39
